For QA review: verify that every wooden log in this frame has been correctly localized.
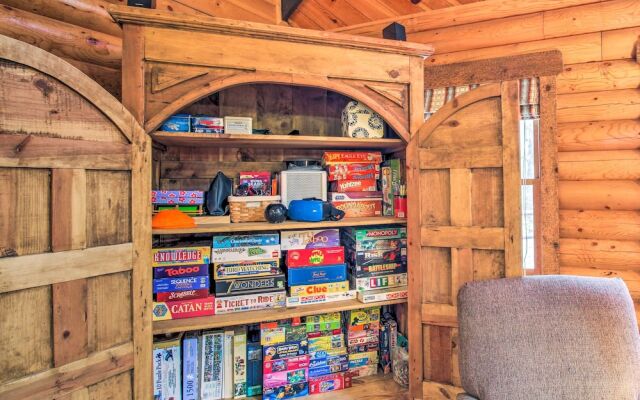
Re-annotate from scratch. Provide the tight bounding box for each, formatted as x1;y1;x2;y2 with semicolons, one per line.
61;57;121;98
558;150;640;180
543;0;640;38
426;33;601;66
1;0;122;37
559;266;640;298
557;89;640;123
558;60;640;94
155;0;279;25
559;180;640;211
602;26;640;60
557;120;640;152
0;5;122;69
559;238;640;270
420;226;505;250
560;210;640;240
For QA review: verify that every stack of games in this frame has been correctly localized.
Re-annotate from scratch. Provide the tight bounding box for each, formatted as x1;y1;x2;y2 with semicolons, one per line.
212;234;286;314
261;320;310;400
323;151;384;218
342;226;409;303
345;307;381;378
306;313;351;394
152;246;215;321
281;230;355;306
152;190;204;215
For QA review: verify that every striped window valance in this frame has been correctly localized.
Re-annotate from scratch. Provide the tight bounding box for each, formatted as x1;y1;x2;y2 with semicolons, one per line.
424;78;540;120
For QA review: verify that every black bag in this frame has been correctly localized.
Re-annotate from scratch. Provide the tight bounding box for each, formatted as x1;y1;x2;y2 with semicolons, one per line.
206;171;232;216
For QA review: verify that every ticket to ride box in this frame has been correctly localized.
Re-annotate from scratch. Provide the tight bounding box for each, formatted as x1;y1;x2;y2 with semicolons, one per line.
152;246;211;267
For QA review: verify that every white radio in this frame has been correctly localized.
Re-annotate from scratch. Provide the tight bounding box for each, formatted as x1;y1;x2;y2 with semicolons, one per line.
280;170;327;208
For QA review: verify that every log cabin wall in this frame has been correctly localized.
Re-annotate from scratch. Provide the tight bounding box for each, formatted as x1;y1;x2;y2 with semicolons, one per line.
397;0;640;314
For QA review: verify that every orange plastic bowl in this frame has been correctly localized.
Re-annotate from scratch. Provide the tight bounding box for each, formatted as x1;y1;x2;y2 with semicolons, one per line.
152;209;196;229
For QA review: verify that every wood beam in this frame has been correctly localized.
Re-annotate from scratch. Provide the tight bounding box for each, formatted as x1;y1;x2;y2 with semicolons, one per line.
282;0;303;21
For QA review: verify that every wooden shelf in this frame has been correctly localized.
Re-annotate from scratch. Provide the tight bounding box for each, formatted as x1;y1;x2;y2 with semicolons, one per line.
248;374;407;400
153;216;406;235
151;131;405;150
153;298;407;334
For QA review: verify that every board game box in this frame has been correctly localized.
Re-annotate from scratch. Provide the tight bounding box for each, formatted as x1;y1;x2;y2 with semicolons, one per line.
201;330;224;399
357;286;408;303
214;291;286;314
308;331;345;353
309;373;351;394
213;259;280;279
322;151;382;165
286;290;356;307
289;281;349;298
304;312;342;333
212;233;279;248
346;364;377;378
156;288;210;302
327;163;380;181
214;274;286;297
152;190;204;205
182;332;199;400
263;340;309;361
345;307;381;327
280;229;340;250
286;247;345;268
330;179;378;193
152;246;211;267
262;382;309;400
349;261;407;278
350;273;408;291
331;198;382;218
286;264;347;286
381;159;403;216
347;351;378;368
346;247;407;267
263;368;308;389
263;355;310;374
152;295;215;321
260;321;307;346
342;226;407;251
153;264;208;279
153;276;209;293
211;244;281;263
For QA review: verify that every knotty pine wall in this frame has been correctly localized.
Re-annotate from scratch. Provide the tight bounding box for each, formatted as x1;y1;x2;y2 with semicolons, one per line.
413;0;640;306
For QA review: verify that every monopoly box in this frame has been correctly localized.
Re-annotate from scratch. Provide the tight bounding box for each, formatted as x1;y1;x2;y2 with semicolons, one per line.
309;373;352;394
214;291;286;314
322;151;382;165
342;227;407;251
214;274;286;297
212;233;279;248
263;355;310;374
152;295;215;321
286;247;345;268
210;244;281;263
289;281;349;298
262;382;309;400
156;288;210;302
286;264;347;286
349;261;407;278
153;276;209;293
213;259;280;279
153;264;208;279
330;179;378;193
350;273;408;291
280;229;340;251
152;246;211;267
260;321;307;346
286;290;356;307
263;340;309;362
346;247;407;267
357;286;408;303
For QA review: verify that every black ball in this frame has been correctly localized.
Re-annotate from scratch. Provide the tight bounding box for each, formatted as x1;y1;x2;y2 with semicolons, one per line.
265;203;287;223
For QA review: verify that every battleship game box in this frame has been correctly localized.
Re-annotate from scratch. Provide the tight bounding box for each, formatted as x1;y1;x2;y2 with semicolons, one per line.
349;261;407;278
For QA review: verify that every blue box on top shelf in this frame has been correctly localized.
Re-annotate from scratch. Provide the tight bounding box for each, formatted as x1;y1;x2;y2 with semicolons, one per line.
287;264;347;286
160;114;190;132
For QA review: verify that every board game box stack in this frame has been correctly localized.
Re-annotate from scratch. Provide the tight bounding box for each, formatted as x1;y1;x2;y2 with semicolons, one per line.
152;246;215;321
152;190;205;215
323;151;383;218
342;226;409;303
281;229;355;306
344;307;380;378
212;233;286;314
306;312;351;395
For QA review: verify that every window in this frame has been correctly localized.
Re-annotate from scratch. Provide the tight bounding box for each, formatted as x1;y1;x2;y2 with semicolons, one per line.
520;118;541;274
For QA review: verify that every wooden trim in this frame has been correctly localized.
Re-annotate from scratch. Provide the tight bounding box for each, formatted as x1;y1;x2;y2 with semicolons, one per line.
144;71;412;143
418;83;501;146
0;342;133;400
423;51;563;87
53;279;89;367
539;76;560;275
51;169;87;252
421;226;505;250
501;81;524;278
422;381;465;399
421;303;458;327
451;248;473;307
0;134;131;170
419;146;503;169
0;243;133;293
108;6;434;57
0;35;136;143
409;56;426;135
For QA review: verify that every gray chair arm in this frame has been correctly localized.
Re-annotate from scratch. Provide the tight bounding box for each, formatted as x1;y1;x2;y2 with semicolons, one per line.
457;394;478;400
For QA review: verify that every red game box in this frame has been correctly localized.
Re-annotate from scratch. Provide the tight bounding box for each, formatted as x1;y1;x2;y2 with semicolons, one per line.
322;152;382;165
330;180;378;192
152;295;215;321
286;247;345;268
156;288;210;302
309;373;352;394
327;163;380;181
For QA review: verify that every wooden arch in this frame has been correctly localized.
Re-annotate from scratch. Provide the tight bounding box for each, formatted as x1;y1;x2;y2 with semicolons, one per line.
144;71;412;142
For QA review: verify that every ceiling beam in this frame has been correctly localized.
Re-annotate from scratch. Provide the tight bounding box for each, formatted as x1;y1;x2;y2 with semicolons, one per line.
282;0;304;21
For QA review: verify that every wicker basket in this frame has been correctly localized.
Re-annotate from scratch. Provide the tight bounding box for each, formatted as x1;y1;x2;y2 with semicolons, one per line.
228;195;281;223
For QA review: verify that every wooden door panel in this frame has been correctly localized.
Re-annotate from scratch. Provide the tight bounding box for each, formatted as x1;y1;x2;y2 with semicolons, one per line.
407;81;523;399
0;35;149;400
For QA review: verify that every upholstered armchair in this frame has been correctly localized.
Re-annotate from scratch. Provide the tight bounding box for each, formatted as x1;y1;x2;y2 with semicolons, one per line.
456;276;640;400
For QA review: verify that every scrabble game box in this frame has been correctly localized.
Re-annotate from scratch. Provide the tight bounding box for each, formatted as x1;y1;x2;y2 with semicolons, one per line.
156;288;210;302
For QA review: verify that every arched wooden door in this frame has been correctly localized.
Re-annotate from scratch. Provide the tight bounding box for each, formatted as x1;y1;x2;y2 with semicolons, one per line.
0;35;151;399
406;81;523;399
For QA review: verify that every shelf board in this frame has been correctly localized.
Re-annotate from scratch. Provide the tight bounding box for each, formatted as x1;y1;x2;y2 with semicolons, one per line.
151;131;405;150
153;216;406;235
153;298;407;334
249;374;407;400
